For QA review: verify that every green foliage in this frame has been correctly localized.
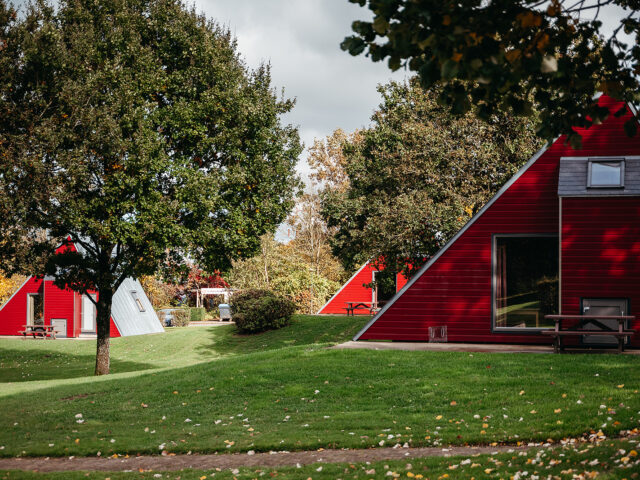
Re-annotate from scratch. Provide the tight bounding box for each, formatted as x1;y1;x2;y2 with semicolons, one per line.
0;0;301;373
232;289;296;334
342;0;640;144
171;309;190;327
320;79;543;277
228;235;342;313
190;307;206;322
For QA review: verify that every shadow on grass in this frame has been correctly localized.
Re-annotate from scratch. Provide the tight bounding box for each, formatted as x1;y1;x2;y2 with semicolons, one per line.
193;315;370;358
0;347;157;382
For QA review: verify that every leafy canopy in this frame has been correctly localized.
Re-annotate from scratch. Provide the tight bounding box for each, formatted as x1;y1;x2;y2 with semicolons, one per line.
0;0;302;293
320;79;543;277
342;0;640;148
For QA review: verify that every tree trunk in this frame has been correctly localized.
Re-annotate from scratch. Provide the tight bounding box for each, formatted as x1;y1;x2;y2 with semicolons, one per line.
94;288;114;376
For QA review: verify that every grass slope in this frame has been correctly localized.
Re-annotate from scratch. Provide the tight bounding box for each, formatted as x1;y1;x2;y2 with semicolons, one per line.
1;337;639;457
0;315;362;383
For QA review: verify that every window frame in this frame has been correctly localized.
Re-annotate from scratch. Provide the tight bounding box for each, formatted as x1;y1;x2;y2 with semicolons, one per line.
130;291;146;312
587;158;625;188
491;233;559;333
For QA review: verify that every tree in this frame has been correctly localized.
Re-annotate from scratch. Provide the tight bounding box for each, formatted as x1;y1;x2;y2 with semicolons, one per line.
342;0;640;147
286;193;345;283
320;79;543;277
228;234;342;314
0;272;26;306
307;129;361;192
0;0;301;374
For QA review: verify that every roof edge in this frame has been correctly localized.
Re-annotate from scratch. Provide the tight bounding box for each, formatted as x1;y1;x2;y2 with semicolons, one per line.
316;262;370;315
352;141;552;341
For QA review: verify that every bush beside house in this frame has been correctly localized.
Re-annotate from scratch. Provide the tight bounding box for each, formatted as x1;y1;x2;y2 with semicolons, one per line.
232;289;296;334
171;309;190;327
190;307;206;322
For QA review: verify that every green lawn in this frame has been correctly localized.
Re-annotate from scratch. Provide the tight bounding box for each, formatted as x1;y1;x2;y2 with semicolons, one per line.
0;315;639;462
1;437;639;479
0;315;363;383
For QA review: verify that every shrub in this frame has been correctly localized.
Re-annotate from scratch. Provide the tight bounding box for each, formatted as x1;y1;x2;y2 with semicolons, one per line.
156;310;166;325
190;307;206;322
172;309;190;327
232;289;296;334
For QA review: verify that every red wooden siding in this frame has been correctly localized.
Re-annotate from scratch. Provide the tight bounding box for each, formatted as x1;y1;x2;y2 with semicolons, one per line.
110;314;121;337
561;197;640;346
44;280;76;337
396;273;408;290
0;277;42;335
359;96;640;343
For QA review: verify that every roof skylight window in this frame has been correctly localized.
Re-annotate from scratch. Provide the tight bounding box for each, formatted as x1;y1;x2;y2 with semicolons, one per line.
588;160;624;188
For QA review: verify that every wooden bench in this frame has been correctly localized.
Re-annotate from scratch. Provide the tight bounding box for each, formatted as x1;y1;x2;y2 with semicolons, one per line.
541;330;634;353
543;315;635;353
19;325;57;340
345;302;378;316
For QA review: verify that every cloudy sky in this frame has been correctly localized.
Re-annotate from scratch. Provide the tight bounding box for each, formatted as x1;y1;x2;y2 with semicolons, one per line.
11;0;630;185
195;0;406;183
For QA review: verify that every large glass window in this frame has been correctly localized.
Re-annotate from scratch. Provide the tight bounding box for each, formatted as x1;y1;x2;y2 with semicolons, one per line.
494;236;558;329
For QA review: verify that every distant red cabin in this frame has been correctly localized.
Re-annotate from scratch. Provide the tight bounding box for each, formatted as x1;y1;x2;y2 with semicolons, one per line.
0;241;163;338
318;262;408;315
0;276;163;338
355;96;640;348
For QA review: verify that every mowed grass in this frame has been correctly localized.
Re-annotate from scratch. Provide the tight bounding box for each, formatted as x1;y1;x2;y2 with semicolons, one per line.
0;315;363;383
1;437;639;479
0;317;639;457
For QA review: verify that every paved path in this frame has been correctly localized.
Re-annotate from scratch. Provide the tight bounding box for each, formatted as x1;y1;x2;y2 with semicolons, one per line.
334;341;640;354
0;444;530;473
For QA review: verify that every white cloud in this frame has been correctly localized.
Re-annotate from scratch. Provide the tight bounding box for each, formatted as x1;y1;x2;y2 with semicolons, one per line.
197;0;407;184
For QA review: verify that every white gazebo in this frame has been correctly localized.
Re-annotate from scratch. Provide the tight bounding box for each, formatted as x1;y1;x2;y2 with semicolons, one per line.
194;287;233;308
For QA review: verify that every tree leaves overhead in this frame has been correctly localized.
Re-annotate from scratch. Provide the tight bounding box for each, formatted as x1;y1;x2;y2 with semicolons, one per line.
342;0;640;147
320;79;543;277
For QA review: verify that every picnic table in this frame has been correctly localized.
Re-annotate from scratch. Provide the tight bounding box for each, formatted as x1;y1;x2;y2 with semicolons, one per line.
345;302;381;316
19;324;57;340
541;314;635;353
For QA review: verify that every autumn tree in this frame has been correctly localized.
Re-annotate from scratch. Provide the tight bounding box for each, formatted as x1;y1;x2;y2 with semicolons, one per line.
0;0;301;374
342;0;640;147
286;193;345;283
320;79;543;277
228;234;340;314
307;129;362;192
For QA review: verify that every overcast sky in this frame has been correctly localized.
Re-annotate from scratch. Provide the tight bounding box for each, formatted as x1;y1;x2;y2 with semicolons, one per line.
11;0;630;185
196;0;406;183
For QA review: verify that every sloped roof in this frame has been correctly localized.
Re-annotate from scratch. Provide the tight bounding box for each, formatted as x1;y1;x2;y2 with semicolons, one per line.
111;277;164;336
